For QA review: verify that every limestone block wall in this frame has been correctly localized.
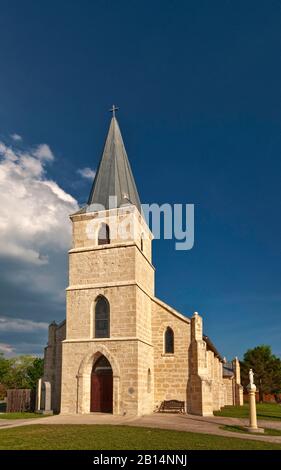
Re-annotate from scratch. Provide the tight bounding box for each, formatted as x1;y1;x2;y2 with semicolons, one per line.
138;228;152;262
42;203;243;417
218;362;226;409
52;322;65;413
71;208;153;261
69;244;154;296
60;339;152;416
69;245;136;287
135;248;155;295
136;288;152;344
152;299;191;410
207;350;219;410
223;377;235;405
211;356;224;411
66;285;138;340
232;357;244;406
43;321;66;413
237;385;244;406
187;312;221;416
187;341;214;416
136;340;154;415
43;323;56;382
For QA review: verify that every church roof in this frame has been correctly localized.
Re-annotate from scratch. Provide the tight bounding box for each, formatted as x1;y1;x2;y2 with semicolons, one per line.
203;335;223;362
223;362;234;378
86;114;141;213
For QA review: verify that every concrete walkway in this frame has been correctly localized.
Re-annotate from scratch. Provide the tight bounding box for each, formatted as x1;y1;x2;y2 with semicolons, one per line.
0;412;281;445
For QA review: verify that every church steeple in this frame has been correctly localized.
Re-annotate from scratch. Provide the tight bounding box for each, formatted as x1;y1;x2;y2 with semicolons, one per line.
87;110;141;213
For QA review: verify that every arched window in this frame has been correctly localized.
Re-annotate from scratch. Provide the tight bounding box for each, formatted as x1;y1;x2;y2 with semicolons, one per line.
95;296;110;338
98;223;110;245
147;368;151;393
140;233;144;252
164;327;174;354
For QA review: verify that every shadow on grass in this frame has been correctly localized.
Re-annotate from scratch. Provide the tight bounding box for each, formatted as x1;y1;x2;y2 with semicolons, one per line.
221;424;281;437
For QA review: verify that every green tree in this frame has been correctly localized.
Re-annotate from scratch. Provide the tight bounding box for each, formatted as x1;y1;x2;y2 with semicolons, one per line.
1;355;44;390
241;345;281;402
0;352;10;382
26;358;44;390
0;353;10;399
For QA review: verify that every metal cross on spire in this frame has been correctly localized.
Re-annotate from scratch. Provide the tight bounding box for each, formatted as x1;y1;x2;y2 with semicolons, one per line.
109;104;119;117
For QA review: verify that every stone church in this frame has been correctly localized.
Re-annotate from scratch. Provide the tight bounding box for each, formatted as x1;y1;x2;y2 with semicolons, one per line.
41;112;243;416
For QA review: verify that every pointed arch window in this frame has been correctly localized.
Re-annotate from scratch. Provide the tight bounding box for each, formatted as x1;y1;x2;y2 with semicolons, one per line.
98;223;110;245
95;296;110;338
141;233;144;252
164;327;174;354
147;368;151;393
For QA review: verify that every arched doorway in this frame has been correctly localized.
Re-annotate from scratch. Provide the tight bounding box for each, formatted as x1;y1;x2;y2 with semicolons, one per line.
90;355;113;413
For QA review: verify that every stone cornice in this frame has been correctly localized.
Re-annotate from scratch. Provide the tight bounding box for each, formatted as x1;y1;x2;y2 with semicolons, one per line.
66;281;190;325
68;242;155;271
152;296;191;324
66;280;152;296
62;337;153;348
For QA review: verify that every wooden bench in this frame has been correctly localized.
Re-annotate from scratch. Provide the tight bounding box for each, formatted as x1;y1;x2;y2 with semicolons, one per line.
158;400;185;414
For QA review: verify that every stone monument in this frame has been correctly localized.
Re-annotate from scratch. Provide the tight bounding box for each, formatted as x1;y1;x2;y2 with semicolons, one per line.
36;379;53;415
246;369;264;433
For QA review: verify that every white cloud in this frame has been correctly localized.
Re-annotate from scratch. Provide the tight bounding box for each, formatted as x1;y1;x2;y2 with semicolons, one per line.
77;167;96;180
33;143;54;161
0;139;79;265
0;343;14;354
10;133;22;142
0;137;80;355
0;317;49;333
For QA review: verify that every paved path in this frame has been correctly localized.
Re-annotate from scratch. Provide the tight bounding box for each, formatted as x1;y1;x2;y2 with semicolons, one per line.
0;413;281;445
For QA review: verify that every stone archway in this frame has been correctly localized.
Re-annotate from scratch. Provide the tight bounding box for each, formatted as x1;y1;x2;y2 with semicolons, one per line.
77;344;120;415
90;355;113;412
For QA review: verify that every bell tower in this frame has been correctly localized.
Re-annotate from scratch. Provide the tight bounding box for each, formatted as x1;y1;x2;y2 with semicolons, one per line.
60;109;155;415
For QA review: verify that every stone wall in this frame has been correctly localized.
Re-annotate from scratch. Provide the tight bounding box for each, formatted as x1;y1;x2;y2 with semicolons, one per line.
43;320;66;413
232;357;244;406
60;339;154;416
187;312;226;416
42;206;243;417
66;285;138;340
152;298;190;410
59;208;155;416
223;377;235;405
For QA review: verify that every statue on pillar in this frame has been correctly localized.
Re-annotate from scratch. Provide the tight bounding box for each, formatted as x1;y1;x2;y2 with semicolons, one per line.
246;368;264;432
249;369;254;386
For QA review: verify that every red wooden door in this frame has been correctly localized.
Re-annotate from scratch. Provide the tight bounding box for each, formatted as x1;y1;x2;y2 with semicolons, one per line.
91;374;101;412
101;374;113;413
91;373;113;413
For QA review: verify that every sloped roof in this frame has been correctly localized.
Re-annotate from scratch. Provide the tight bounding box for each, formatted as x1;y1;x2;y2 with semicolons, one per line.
203;335;223;362
87;116;141;213
223;362;234;377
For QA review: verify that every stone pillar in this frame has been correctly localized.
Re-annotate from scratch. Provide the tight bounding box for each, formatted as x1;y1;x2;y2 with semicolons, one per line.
187;312;213;416
39;381;53;415
232;356;243;406
44;381;52;413
192;311;203;342
246;369;263;433
248;386;258;429
35;378;42;412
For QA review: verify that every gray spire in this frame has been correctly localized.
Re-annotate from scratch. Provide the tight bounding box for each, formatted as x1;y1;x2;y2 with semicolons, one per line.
87;115;141;212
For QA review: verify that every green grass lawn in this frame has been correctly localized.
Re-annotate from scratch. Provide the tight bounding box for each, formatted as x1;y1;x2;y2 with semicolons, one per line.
0;425;280;450
214;403;281;421
221;425;281;436
0;412;50;420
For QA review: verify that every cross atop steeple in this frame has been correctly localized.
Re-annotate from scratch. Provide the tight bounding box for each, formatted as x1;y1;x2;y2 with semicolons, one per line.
109;104;119;117
87;109;141;212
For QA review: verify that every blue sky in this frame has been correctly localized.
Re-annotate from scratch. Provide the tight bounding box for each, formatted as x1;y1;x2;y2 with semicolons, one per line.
0;0;280;359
